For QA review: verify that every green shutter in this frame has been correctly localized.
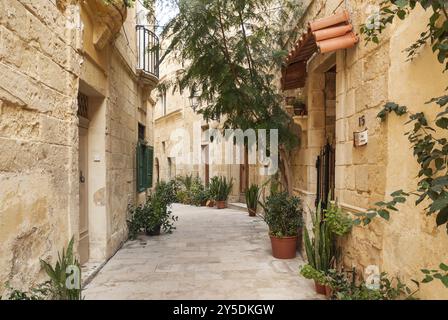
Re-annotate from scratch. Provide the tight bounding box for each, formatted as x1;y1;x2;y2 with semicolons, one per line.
147;146;154;188
137;143;144;192
137;143;154;191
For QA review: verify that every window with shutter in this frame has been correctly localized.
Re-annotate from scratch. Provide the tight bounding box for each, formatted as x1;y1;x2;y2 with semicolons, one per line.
147;146;154;188
137;142;146;192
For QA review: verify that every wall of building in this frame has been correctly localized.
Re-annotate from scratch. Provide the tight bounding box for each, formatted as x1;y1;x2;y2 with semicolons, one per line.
0;0;81;292
286;0;448;299
0;0;157;293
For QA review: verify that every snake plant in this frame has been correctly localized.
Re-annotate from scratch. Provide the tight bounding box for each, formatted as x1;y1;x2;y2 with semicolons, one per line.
303;201;334;273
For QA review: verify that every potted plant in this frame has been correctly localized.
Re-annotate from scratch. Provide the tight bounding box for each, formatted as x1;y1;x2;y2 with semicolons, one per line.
190;177;208;206
292;97;307;116
260;191;303;259
245;184;260;216
299;264;328;295
207;176;219;207
303;201;334;293
127;181;178;239
215;176;233;209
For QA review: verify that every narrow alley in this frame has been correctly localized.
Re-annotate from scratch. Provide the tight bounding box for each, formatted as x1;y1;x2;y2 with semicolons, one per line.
84;204;321;300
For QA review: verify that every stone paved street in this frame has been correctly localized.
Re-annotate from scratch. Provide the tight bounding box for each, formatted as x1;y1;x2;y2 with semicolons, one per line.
83;204;321;300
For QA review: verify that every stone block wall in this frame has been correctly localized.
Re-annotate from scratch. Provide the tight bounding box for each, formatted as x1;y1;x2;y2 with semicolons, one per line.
288;0;448;299
0;0;81;292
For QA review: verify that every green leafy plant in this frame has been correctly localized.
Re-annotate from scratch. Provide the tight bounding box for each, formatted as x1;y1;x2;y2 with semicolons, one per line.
208;176;220;202
323;268;419;300
39;237;82;300
127;201;151;239
335;272;418;300
215;176;234;202
149;180;178;234
325;268;356;298
2;281;52;300
420;262;448;287
324;201;353;236
260;191;303;237
127;180;178;239
176;174;194;192
190;177;209;206
299;264;328;285
245;184;260;210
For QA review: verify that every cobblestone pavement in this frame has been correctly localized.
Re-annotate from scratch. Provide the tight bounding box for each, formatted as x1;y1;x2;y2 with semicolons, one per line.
84;204;322;300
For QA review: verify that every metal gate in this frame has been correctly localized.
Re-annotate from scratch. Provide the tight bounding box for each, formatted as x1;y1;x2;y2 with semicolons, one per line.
315;143;335;209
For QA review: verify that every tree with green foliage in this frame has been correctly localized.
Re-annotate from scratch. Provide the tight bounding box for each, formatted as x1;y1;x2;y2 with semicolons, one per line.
158;0;304;193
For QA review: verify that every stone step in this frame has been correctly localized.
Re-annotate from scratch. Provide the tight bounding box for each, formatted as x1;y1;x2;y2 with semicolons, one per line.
228;202;248;212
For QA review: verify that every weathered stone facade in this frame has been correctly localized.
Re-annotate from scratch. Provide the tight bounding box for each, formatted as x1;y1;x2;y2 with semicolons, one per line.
0;0;158;294
284;0;448;299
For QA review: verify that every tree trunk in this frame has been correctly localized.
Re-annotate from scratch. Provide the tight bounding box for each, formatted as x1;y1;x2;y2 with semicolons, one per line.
279;145;293;195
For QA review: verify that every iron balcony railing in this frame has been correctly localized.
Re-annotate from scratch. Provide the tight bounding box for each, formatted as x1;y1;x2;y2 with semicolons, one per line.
136;25;159;78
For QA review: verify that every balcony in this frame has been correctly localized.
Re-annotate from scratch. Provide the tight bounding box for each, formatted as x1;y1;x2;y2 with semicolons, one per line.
136;25;159;88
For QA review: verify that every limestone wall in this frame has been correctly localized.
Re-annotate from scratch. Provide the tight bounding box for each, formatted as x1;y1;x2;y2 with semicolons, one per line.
287;0;448;299
0;0;81;292
0;0;157;294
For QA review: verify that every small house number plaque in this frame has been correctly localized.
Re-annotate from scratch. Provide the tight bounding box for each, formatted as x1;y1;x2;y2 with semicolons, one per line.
354;129;368;147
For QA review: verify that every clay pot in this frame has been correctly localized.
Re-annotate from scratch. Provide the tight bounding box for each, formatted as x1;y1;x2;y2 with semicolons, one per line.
248;208;256;217
269;235;298;259
201;200;207;207
317;32;358;54
309;10;350;32
312;24;353;41
146;224;161;236
216;200;227;209
314;281;326;295
325;285;333;299
207;200;215;207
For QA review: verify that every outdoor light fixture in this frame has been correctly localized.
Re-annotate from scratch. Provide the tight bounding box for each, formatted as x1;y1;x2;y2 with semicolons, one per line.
189;89;201;110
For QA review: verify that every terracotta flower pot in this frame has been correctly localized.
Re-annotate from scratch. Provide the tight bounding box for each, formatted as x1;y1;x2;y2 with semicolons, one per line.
325;285;333;299
314;281;326;295
216;200;227;209
201;200;207;207
248;208;257;217
269;235;298;259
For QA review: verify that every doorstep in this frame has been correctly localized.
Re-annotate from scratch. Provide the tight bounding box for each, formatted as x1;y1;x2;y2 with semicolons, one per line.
228;202;247;212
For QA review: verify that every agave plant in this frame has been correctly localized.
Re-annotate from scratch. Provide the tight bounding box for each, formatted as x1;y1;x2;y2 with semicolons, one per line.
245;184;260;210
303;201;334;273
176;174;194;191
215;176;234;201
39;237;82;300
208;176;220;201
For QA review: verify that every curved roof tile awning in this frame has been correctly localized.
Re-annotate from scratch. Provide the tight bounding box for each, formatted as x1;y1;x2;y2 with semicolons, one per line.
281;10;358;90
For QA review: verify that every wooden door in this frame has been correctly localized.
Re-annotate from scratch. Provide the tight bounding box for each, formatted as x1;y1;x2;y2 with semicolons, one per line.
239;145;249;198
78;124;89;265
